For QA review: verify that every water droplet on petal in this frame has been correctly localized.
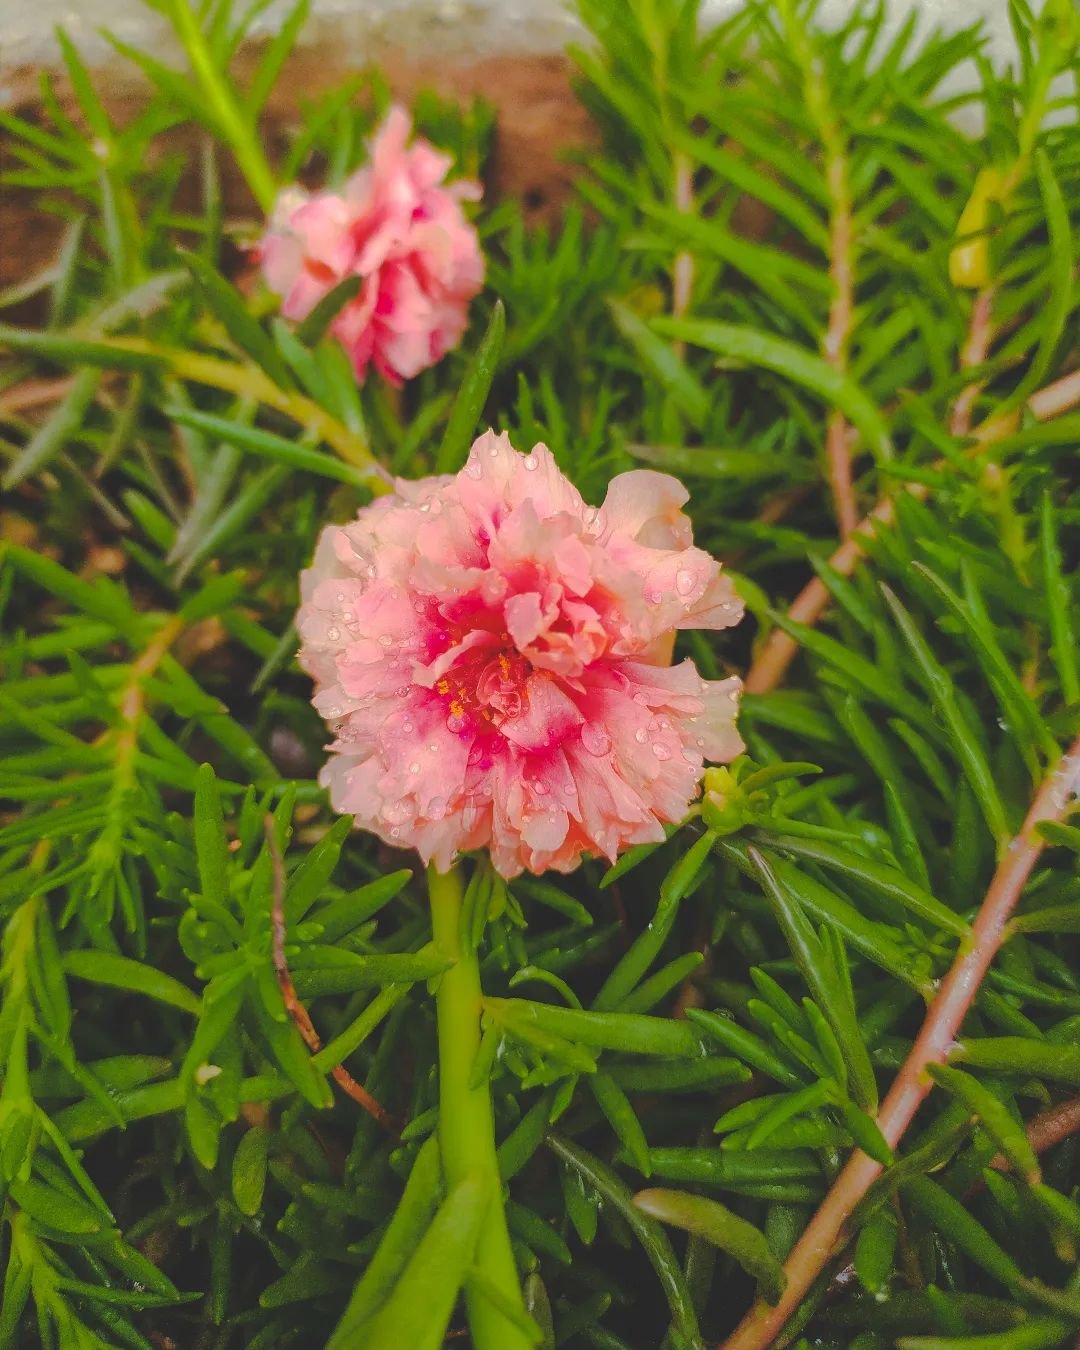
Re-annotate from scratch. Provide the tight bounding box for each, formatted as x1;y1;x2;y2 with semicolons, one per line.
652;743;672;761
429;743;439;753
676;568;696;596
533;780;548;795
409;762;420;774
402;719;414;733
428;797;446;820
396;687;409;697
336;591;346;602
581;723;611;756
523;454;539;471
489;444;500;458
647;590;663;606
696;737;705;748
447;711;469;734
327;626;340;642
682;746;699;763
379;634;393;646
634;727;649;744
465;459;483;479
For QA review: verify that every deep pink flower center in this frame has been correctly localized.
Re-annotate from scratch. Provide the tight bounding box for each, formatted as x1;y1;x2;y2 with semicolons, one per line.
434;640;531;733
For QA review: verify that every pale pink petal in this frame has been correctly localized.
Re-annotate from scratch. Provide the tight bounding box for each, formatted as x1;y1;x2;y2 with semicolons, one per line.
260;105;484;385
297;436;745;879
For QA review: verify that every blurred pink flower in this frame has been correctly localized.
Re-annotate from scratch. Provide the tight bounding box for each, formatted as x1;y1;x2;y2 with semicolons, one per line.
260;106;484;385
297;434;744;878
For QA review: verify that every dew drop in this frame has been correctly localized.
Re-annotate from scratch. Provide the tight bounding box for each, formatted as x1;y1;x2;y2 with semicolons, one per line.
419;501;431;512
489;444;501;458
382;799;414;825
326;626;340;641
652;743;672;761
681;746;699;763
409;762;420;774
634;727;649;744
581;723;612;756
413;600;427;613
533;780;548;796
429;743;439;753
523;454;539;471
696;737;706;748
676;568;696;596
428;797;447;820
647;589;663;605
336;591;346;602
446;711;469;734
465;458;483;479
390;827;400;839
402;719;414;733
396;686;409;697
378;633;393;646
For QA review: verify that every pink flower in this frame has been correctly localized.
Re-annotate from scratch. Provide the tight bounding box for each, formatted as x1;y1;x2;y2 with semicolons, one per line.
297;434;744;878
260;106;484;385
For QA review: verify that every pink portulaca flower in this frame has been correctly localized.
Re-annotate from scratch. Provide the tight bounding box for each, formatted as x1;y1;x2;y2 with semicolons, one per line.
298;434;745;878
260;106;484;385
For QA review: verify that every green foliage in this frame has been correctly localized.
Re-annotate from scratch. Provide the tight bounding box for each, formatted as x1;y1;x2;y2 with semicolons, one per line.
1;0;1078;1346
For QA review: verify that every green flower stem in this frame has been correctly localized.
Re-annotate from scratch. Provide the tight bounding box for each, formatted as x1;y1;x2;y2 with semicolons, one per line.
427;863;532;1350
166;0;277;214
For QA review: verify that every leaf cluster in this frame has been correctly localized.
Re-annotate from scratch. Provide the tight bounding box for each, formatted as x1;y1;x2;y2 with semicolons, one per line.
1;0;1078;1346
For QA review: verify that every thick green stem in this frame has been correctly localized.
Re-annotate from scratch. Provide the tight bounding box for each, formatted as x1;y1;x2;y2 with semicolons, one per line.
167;0;277;213
428;863;532;1350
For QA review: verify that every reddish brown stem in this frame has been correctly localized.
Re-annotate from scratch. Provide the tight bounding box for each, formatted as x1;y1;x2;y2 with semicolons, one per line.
744;492;902;695
723;737;1080;1350
265;817;397;1132
828;1092;1080;1293
1029;367;1080;421
822;152;857;537
744;366;1080;696
825;409;856;539
949;288;995;438
671;153;694;359
995;1096;1080;1172
0;376;77;418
